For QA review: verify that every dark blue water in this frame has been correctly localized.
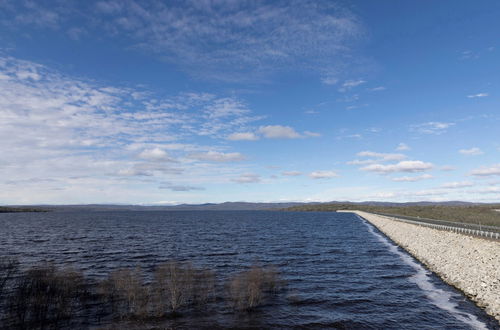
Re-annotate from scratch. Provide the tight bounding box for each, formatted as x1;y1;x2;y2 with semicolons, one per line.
0;211;498;329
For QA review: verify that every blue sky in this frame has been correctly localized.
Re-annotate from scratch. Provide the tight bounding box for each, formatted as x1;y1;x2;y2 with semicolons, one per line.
1;0;499;205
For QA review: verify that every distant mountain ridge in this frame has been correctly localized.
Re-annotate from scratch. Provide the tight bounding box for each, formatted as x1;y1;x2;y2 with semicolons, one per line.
2;200;487;212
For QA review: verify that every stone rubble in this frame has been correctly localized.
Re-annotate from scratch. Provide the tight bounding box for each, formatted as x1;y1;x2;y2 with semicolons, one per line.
347;210;500;323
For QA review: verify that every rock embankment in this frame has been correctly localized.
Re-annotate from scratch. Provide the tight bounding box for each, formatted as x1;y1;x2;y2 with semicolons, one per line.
345;210;500;323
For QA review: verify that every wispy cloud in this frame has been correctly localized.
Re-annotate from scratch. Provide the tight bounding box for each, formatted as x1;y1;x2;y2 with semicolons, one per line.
460;50;479;60
348;150;407;165
227;126;319;141
227;132;259;141
321;76;339;85
362;160;433;174
411;121;454;135
309;170;339;179
232;173;261;183
368;86;386;92
392;174;433;182
467;93;488;98
459;147;483;156
473;187;500;194
470;164;500;177
396;143;410;151
159;183;205;191
188;151;246;162
440;181;474;189
282;171;302;176
303;131;321;138
1;1;363;82
357;151;406;162
338;79;366;92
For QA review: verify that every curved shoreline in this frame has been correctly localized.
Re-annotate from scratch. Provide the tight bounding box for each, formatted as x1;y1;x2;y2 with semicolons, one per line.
340;210;500;324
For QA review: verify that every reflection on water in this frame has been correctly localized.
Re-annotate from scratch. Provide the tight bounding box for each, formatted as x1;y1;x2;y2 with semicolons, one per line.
0;211;497;329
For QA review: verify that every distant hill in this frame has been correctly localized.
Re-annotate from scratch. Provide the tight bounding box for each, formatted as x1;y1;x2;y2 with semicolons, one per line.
2;200;488;212
5;202;311;212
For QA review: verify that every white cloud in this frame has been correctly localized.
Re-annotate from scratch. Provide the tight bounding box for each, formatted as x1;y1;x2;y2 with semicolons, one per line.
396;143;410;151
440;165;455;171
467;93;488;98
138;148;173;161
470;164;500;177
0;55;276;203
351;149;409;170
440;181;474;189
258;125;301;139
459;147;483;156
362;160;433;173
232;173;261;183
357;151;406;161
228;127;319;140
411;122;454;135
347;159;376;165
309;170;338;179
282;171;302;176
227;132;259;141
392;174;433;182
189;151;246;162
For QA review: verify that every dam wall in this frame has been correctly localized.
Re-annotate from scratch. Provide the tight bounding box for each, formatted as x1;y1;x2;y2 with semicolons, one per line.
341;210;500;323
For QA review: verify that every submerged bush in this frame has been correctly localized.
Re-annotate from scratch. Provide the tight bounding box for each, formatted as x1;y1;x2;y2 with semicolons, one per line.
100;267;149;319
0;260;285;328
0;256;19;300
152;261;215;316
228;265;284;310
7;264;89;328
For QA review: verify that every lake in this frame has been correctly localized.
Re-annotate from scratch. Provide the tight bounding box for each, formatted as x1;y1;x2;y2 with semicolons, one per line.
0;211;497;329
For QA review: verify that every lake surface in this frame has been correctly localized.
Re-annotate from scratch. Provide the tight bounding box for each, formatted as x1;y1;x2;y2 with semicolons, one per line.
0;210;498;329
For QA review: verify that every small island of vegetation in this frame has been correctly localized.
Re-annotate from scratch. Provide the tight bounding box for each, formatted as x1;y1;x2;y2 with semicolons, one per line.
0;206;49;213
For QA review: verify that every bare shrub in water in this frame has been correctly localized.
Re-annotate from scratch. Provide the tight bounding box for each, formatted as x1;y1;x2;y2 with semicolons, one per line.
0;256;19;301
191;267;215;305
151;261;215;316
8;264;88;328
100;267;149;319
2;260;283;327
228;265;284;311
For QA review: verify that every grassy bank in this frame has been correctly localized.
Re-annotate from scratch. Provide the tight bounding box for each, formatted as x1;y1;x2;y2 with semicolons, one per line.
0;257;285;329
285;204;500;227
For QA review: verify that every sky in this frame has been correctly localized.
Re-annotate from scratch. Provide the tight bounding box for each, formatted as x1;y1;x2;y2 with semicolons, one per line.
0;0;499;205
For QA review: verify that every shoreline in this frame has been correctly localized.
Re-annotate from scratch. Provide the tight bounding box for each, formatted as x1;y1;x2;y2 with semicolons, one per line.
340;210;500;324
